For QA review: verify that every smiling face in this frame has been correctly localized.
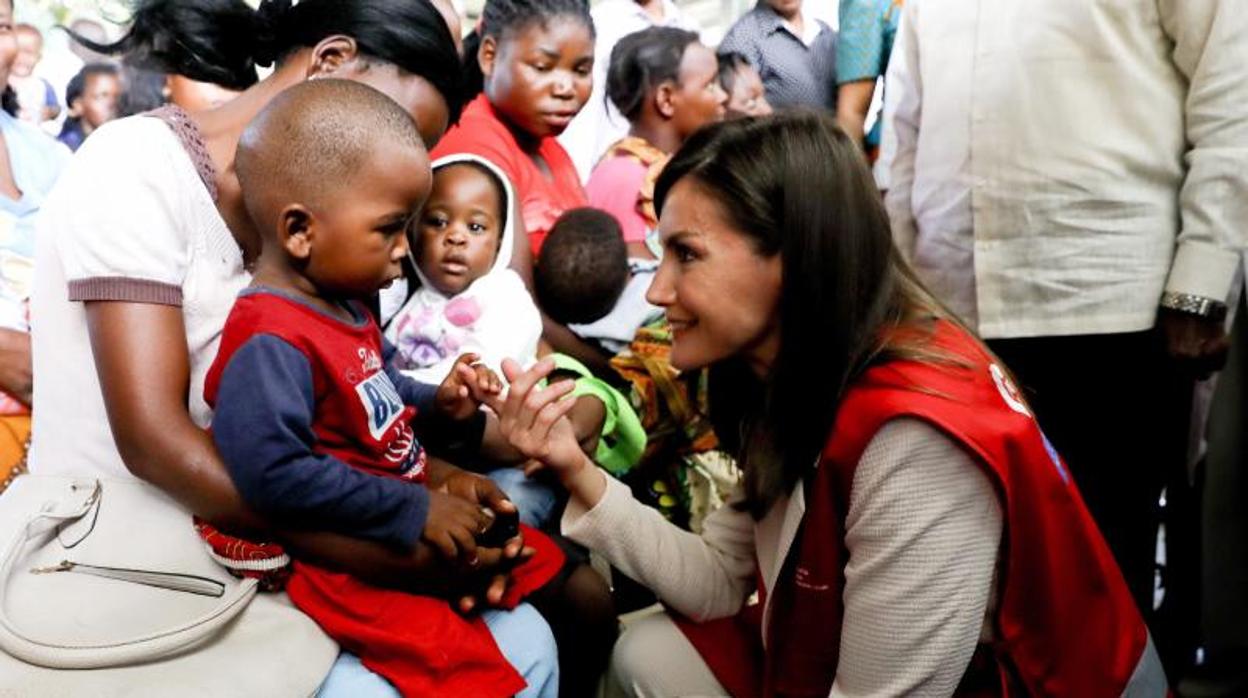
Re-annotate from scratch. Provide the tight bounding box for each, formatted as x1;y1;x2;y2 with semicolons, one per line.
647;177;783;374
415;163;505;296
669;43;727;141
482;15;594;140
301;143;432;299
11;25;37;78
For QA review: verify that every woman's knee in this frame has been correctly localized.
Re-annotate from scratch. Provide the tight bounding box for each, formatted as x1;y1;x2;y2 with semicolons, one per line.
607;612;726;697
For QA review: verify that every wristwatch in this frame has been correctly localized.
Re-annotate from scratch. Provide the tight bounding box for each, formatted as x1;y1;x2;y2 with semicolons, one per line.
1160;291;1229;323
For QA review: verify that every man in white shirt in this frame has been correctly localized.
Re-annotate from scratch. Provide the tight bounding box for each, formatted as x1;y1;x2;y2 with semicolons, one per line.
557;0;699;182
885;0;1246;679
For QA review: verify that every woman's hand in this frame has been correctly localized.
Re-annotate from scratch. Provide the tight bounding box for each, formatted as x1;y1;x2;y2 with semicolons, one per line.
492;358;587;477
493;359;610;509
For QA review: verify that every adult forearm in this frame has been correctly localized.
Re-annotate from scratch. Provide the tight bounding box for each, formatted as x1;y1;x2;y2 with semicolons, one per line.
0;328;32;405
836;80;875;148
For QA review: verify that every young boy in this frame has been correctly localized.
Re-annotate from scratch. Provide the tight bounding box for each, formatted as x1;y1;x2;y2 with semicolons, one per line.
57;63;120;151
203;78;567;698
9;24;59;125
537;207;661;356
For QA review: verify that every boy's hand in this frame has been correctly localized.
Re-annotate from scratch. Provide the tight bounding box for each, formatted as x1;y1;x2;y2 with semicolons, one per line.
435;353;504;420
441;467;519;522
422;489;493;565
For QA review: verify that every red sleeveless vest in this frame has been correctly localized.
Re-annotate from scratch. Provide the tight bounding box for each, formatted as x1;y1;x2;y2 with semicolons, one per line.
678;321;1163;697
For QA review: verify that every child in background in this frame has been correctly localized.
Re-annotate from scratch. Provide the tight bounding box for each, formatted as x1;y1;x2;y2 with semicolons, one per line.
384;154;541;386
202;79;571;698
8;24;58;126
717;51;773;119
537;207;661;356
536;209;739;533
57;63;120;151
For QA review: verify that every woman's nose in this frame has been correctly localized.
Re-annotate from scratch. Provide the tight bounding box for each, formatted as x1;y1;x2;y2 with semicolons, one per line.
646;258;677;307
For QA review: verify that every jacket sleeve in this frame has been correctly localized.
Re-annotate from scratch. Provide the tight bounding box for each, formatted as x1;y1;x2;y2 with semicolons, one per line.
562;475;758;621
1158;0;1248;307
882;2;921;259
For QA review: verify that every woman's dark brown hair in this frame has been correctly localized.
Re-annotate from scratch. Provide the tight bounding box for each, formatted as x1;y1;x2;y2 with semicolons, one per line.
654;110;951;516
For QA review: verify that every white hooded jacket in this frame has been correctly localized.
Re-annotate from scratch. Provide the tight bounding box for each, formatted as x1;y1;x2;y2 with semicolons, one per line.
383;154;541;384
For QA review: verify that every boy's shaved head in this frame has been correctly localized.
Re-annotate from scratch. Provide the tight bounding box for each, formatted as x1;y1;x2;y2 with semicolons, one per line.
236;78;427;240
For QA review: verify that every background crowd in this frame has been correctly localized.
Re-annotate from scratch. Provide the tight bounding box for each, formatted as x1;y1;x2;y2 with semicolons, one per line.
0;0;1244;696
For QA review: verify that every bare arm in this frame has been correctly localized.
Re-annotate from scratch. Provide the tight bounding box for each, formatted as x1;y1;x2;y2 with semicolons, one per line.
836;80;877;149
0;328;32;406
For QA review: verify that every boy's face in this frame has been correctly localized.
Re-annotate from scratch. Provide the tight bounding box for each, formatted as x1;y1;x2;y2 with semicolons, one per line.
300;143;431;299
80;73;119;129
725;66;772;119
414;163;504;296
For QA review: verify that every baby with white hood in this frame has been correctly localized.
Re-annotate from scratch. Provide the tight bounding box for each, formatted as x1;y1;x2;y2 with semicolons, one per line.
383;155;559;525
383;154;540;384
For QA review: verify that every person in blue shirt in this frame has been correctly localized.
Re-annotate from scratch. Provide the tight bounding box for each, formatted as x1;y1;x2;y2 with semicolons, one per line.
0;4;70;490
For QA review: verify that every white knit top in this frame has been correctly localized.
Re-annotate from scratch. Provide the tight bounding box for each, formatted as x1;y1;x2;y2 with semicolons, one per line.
563;417;1003;697
29;110;247;481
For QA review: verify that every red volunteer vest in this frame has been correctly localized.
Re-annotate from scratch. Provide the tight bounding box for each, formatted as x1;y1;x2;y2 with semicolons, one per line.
679;321;1161;697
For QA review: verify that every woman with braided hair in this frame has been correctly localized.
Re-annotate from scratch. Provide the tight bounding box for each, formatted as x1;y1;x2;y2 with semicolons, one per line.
0;1;563;695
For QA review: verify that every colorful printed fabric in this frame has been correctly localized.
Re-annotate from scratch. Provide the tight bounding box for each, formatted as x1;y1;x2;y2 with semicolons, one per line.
609;319;740;531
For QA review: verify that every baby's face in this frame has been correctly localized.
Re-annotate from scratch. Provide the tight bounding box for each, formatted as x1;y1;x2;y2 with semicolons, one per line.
415;163;504;296
725;66;772;119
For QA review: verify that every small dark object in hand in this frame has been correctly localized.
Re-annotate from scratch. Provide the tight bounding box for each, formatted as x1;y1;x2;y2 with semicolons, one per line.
476;508;519;548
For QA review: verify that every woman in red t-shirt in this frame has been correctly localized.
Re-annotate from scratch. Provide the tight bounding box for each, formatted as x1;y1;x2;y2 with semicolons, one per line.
433;0;594;260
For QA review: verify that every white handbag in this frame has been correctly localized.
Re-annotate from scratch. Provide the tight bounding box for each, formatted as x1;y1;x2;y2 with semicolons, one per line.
0;474;338;697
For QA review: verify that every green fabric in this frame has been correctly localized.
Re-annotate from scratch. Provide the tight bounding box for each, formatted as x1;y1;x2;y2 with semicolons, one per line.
550;354;646;476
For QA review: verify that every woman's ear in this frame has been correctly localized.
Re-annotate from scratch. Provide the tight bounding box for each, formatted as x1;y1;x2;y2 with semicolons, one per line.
280;205;316;260
306;35;361;79
478;35;499;82
655;81;677;119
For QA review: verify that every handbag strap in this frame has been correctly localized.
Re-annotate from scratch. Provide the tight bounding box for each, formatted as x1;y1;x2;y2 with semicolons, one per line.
0;479;259;669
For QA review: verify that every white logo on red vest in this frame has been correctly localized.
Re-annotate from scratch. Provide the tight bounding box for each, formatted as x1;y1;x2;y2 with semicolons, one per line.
990;363;1030;417
355;370;405;441
358;347;383;374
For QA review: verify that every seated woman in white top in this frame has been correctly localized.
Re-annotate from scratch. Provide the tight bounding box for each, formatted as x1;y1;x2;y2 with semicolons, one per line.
493;112;1167;697
2;1;560;696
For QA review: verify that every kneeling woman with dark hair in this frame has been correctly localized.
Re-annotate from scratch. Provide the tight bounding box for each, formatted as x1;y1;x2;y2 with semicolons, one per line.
0;1;581;696
494;111;1167;697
